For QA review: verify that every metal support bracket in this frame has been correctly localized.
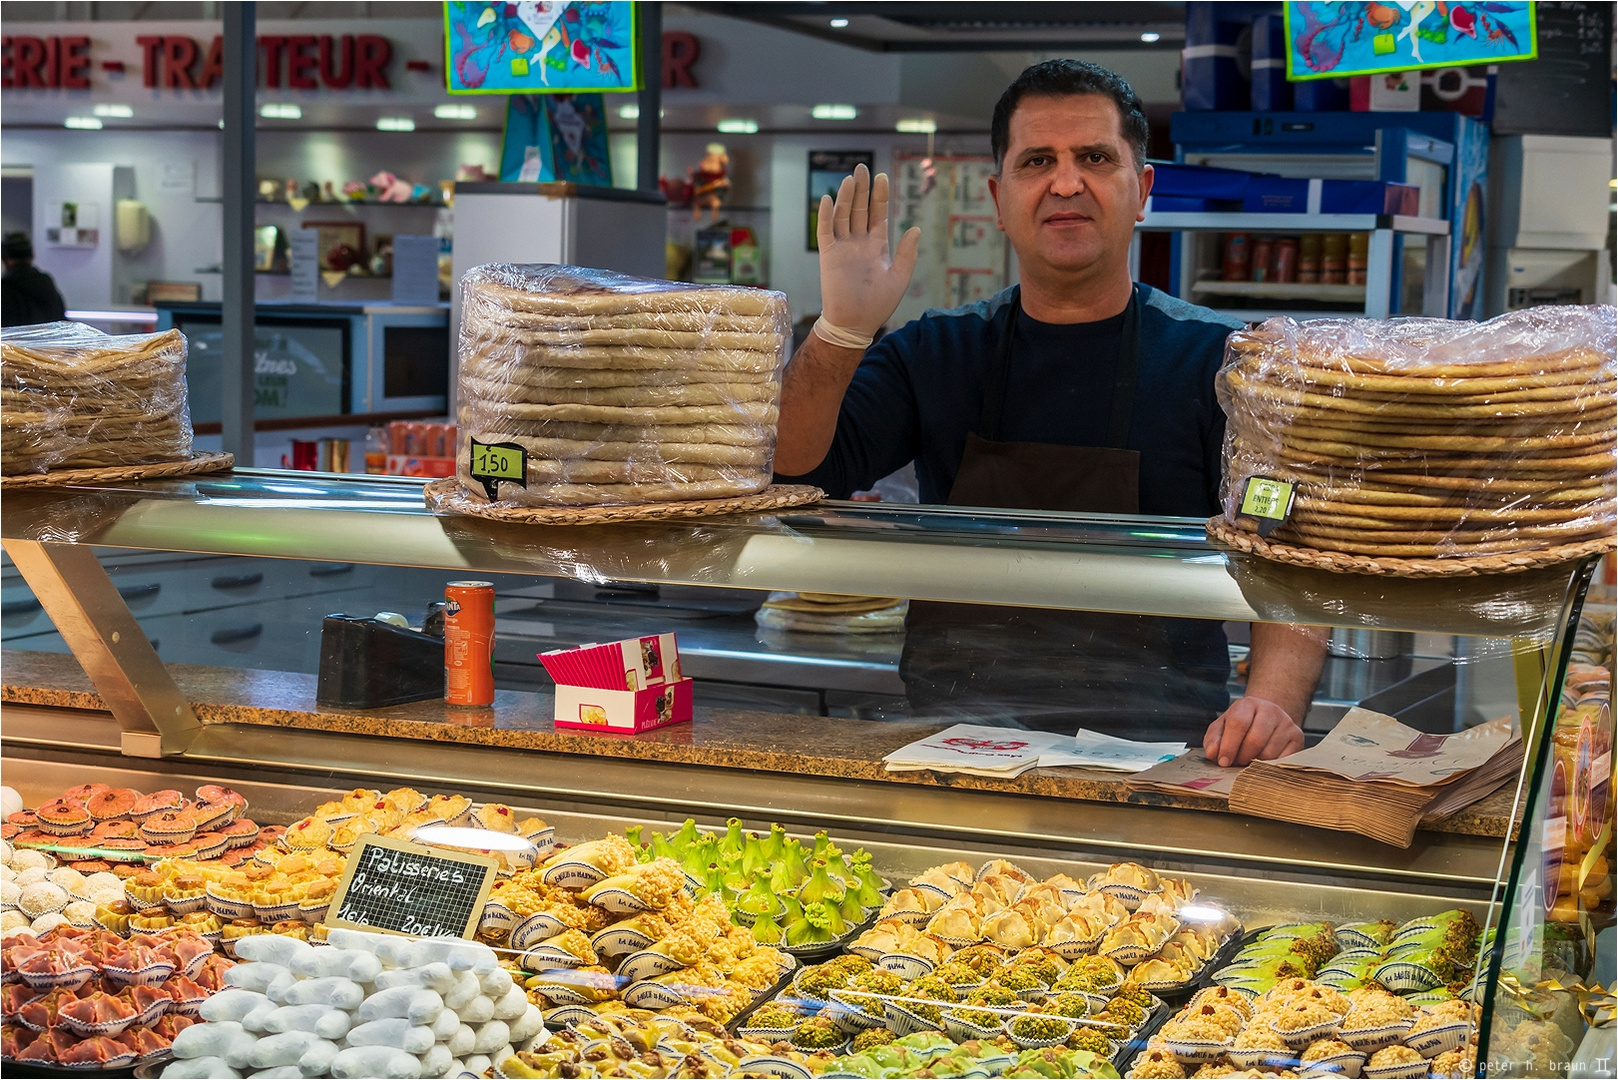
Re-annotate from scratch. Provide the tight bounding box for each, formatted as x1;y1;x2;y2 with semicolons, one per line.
2;540;200;758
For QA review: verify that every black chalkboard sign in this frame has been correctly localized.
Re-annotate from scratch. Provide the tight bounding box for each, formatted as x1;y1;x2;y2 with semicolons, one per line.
1493;2;1613;137
325;835;498;938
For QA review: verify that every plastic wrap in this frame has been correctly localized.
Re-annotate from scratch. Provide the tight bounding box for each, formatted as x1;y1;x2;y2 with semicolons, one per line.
1216;305;1617;558
456;264;791;507
1;321;192;476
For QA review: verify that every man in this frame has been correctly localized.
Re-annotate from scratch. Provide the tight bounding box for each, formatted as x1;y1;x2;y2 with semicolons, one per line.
2;233;67;327
775;60;1327;766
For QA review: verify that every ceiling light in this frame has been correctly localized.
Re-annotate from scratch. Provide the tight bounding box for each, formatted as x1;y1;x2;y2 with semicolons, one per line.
64;116;102;130
829;17;849;27
717;118;758;134
260;103;301;119
896;118;937;134
812;104;858;120
1140;31;1162;42
377;116;416;132
93;103;133;118
619;103;640;119
434;103;477;120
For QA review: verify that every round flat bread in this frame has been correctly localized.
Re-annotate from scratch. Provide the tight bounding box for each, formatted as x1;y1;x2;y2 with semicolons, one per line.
1278;426;1613;458
762;595;901;615
1280;520;1606;544
1224;369;1616;419
490;308;781;334
1271;530;1609;558
1232;407;1610;437
1292;498;1599;524
461;374;778;409
461;468;771;506
503;458;747;484
468;277;788;318
1227;356;1608;396
464;416;772;447
1289;482;1611;508
459;338;783;373
463;320;779;352
457;360;775;389
468;434;771;468
467;397;778;426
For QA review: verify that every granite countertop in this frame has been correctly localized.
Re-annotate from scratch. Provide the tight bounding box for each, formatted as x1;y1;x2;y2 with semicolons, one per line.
0;649;1517;839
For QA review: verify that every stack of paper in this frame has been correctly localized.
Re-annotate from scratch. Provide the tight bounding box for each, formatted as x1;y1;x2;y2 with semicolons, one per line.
883;724;1063;778
1228;708;1522;848
1036;729;1187;773
1126;752;1242;798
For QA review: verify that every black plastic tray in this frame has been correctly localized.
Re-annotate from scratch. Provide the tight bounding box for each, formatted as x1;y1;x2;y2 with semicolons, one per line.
726;958;804;1034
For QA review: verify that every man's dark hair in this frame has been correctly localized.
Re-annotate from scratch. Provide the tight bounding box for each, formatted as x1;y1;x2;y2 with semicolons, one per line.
991;60;1149;173
2;232;33;262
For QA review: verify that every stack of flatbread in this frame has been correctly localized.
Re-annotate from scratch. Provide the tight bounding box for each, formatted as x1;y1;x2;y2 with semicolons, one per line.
1216;306;1616;558
1;322;192;475
457;264;791;506
755;592;908;634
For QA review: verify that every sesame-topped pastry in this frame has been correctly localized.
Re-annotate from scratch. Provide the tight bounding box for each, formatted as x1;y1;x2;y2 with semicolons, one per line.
283;817;332;851
85;788;139;822
139;811;198;845
1128;1048;1186;1079
34;798;92;836
1302;1038;1356;1063
1233;1025;1291;1052
475;803;519;832
129;790;186;822
1367;1045;1424;1069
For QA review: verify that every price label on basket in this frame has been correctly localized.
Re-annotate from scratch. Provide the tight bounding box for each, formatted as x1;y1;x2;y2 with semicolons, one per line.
325;834;498;938
1239;476;1296;537
468;438;527;501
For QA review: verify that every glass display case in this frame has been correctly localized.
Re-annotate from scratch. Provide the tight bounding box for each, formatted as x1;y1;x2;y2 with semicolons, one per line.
1;469;1611;1078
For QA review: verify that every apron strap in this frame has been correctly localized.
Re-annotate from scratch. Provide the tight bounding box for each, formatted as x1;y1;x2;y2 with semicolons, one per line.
977;286;1141;448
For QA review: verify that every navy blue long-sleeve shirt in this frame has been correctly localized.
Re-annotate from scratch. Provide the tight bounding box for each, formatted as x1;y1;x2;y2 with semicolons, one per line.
779;282;1243;514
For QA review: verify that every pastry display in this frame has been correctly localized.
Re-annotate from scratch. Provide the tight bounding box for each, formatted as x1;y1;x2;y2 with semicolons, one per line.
158;928;544;1079
454;264;791;506
0;924;231;1069
493;1007;827;1079
0;322;193;475
1214;306;1617;561
286;787;553;873
756;593;910;635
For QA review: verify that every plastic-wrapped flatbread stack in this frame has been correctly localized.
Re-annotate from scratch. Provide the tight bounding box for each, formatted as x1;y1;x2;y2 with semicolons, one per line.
1;321;192;475
456;264;791;507
1212;305;1617;568
755;592;909;634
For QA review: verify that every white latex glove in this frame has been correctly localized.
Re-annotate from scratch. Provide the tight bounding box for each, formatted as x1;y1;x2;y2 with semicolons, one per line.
816;163;922;344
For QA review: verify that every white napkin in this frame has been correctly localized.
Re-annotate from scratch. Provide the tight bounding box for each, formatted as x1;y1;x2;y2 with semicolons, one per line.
1036;728;1187;773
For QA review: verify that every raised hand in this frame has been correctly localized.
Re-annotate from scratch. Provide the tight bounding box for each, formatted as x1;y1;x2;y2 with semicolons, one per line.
815;163;922;344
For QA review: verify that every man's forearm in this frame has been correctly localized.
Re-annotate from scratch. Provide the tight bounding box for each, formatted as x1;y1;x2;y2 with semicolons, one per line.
1244;622;1329;723
774;333;865;476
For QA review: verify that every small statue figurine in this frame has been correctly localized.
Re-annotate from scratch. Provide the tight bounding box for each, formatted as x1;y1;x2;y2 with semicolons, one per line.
688;142;731;224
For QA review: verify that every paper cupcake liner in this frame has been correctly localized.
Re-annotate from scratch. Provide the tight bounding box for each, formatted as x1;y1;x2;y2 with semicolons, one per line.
874;907;931;930
1338;1020;1414;1053
1099;944;1154;967
1404;1020;1469;1058
35;819;93;837
584;886;651;916
103;960;176;988
18;965;96;992
1300;1051;1368;1077
59;1050;137;1070
169;992;209;1017
1046;936;1103;960
930;932;985;950
619;980;684;1010
253;899;303;923
942;1011;1005;1043
163;894;207;917
876;953;935;981
1228;1048;1301;1070
883;1001;944;1037
1095;883;1159;911
1007;1032;1070;1051
1161;1037;1233;1064
1373;961;1444;994
617;949;686;983
1362;1061;1428;1080
521;944;593;972
540;859;608;891
133;994;171;1027
908;882;957;905
203;888;254;921
509;912;573;951
1390;919;1439;940
736;1055;814;1079
1005;1015;1078;1049
1335;926;1388;950
1272;1018;1341;1050
58;1011;139;1038
542;1004;600;1030
589;924;654;957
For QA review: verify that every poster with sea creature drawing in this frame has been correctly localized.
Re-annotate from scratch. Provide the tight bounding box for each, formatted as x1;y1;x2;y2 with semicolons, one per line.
1285;1;1536;79
446;1;638;93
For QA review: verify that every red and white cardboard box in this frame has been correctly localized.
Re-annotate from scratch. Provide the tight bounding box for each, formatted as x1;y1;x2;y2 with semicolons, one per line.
553;677;693;734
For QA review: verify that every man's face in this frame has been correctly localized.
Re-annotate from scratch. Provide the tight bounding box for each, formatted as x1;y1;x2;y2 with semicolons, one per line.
988;93;1153;281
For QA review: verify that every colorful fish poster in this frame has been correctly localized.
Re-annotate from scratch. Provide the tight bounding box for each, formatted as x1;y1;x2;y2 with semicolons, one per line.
446;1;638;93
1285;1;1537;79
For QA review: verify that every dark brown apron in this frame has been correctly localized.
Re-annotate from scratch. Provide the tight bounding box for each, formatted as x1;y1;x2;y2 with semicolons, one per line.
901;287;1229;739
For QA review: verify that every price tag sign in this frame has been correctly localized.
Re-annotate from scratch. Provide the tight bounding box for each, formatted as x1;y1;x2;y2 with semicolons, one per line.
468;438;527;501
1239;476;1296;537
325;834;498;939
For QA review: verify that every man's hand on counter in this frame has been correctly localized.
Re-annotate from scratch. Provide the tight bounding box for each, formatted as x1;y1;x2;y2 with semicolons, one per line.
1204;622;1330;767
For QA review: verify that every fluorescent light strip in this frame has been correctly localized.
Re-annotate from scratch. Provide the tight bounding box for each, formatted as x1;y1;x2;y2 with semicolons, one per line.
896;118;936;134
93;103;133;118
1140;31;1162;42
64;117;102;130
812;104;857;120
829;17;849;27
377;117;416;132
65;309;159;323
260;103;301;119
434;104;477;120
717;118;758;134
